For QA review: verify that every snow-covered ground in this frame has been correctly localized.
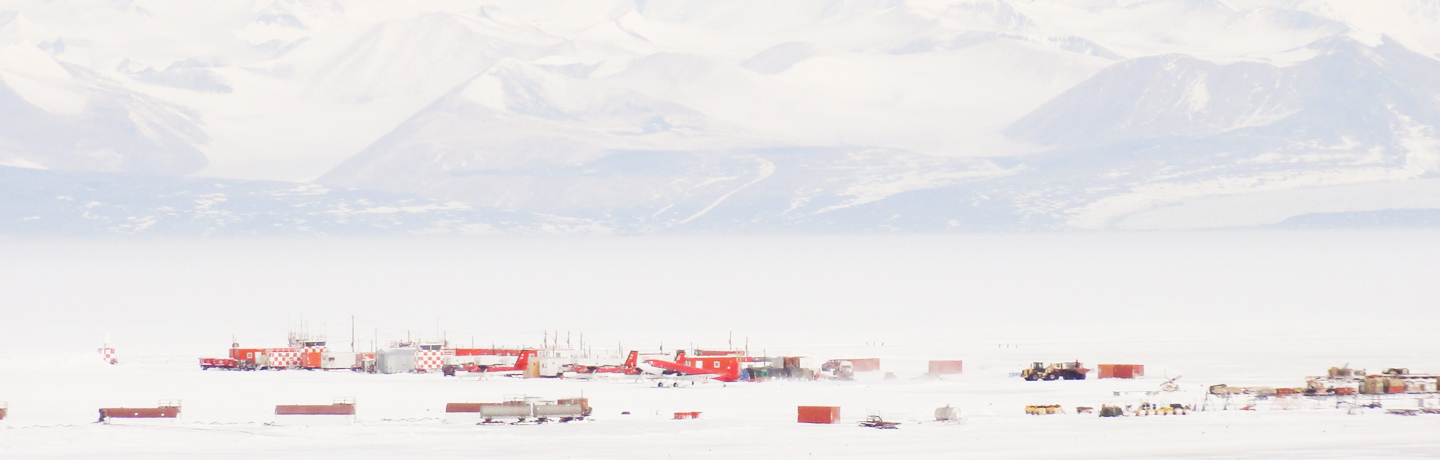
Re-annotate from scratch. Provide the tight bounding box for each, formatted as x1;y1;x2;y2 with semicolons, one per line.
7;356;1440;459
3;231;1440;458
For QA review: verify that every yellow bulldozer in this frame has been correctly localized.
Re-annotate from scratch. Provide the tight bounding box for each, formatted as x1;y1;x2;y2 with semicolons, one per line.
1021;361;1090;381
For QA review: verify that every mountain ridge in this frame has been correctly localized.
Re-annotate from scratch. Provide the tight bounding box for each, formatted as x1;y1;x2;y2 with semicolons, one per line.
4;0;1440;234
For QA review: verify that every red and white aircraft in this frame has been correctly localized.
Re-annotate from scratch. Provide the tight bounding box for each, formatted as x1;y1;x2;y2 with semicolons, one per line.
461;349;536;376
560;351;643;380
638;350;723;387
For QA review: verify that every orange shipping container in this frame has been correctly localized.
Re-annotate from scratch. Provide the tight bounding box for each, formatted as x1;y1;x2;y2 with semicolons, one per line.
230;348;266;361
301;350;323;369
798;406;841;424
929;360;963;375
1098;364;1145;379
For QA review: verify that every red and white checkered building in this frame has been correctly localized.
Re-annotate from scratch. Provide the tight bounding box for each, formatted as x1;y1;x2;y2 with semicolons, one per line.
416;349;455;372
266;348;301;368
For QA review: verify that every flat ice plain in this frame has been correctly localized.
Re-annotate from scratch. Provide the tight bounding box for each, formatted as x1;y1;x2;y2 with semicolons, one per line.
3;231;1440;459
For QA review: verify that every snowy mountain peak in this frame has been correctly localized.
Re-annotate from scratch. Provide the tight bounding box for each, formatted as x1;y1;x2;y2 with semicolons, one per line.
254;0;346;31
7;0;1440;233
943;0;1038;32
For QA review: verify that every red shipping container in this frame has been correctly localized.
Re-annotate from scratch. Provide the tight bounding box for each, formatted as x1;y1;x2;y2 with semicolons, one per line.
798;406;841;424
1098;364;1144;379
445;403;495;413
1389;383;1406;394
1334;387;1355;395
100;407;180;419
847;359;881;372
301;350;323;369
230;348;265;361
928;360;964;375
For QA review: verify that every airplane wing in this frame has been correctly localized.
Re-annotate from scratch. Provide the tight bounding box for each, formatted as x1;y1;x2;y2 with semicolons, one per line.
640;359;713;375
638;359;720;384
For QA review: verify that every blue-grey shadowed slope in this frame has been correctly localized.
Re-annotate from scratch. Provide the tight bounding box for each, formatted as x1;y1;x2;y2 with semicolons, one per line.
0;167;599;236
1277;209;1440;229
1006;36;1440;151
0;63;209;175
997;35;1440;228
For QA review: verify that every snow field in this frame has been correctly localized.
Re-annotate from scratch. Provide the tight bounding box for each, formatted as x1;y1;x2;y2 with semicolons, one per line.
5;354;1440;459
4;232;1440;457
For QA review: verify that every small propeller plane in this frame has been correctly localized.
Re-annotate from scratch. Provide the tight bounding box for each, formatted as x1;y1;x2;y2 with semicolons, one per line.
637;350;724;387
461;349;537;376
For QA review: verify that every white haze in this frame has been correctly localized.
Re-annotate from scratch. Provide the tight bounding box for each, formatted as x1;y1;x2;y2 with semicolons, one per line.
3;231;1438;379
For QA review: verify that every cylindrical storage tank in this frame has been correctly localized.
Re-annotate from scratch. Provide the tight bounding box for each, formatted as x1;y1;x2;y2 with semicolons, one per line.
557;398;592;416
480;403;533;420
934;406;959;421
534;404;584;418
797;406;841;424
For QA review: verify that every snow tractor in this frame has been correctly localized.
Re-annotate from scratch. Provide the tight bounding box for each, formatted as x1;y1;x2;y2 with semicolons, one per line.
1021;361;1090;381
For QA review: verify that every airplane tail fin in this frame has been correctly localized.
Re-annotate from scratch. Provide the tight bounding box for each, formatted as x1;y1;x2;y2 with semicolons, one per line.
623;350;638;368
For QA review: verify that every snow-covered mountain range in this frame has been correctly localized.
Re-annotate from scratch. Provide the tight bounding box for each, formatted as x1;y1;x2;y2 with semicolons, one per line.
4;0;1440;234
